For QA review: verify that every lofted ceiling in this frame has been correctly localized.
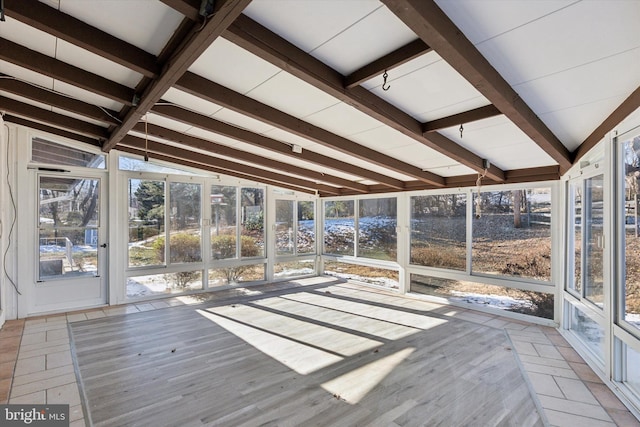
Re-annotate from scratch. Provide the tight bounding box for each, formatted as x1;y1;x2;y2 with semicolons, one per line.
0;0;639;196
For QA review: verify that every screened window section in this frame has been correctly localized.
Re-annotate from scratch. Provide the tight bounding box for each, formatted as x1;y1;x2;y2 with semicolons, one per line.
297;201;315;254
240;188;265;258
358;198;396;261
38;176;100;279
276;200;294;256
169;182;202;263
127;179;165;268
210;186;237;260
324;200;355;256
411;193;466;270
621;134;640;332
472;188;552;282
323;198;397;260
32;137;105;169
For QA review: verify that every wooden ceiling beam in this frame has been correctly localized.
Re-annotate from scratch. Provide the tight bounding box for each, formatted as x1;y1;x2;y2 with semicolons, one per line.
160;0;201;22
4;0;159;78
119;135;339;194
574;85;640;164
0;96;109;139
176;72;439;187
102;0;251;152
344;39;431;89
0;75;121;126
382;0;572;173
422;104;502;133
0;37;134;106
151;103;399;190
223;14;505;182
3;115;102;146
117;145;316;195
133;121;369;192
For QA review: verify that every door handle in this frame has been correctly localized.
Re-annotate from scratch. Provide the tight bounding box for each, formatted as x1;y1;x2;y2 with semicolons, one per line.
100;243;108;248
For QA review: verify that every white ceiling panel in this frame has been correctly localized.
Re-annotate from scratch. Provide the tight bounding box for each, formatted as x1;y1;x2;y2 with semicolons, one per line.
513;48;640;114
513;48;640;145
246;71;340;119
539;95;629;152
439;119;556;169
225;143;366;182
381;141;462;170
58;0;183;55
161;88;223;117
349;124;417;152
0;16;56;57
470;1;640;86
261;128;323;151
51;107;109;128
366;57;485;121
190;38;281;95
310;6;417;75
243;0;380;53
307;143;417;182
55;40;143;88
144;113;193;134
184;126;244;149
0;66;54;91
304;102;383;137
424;164;475;178
212;108;275;135
360;50;442;91
434;0;576;45
51;80;122;111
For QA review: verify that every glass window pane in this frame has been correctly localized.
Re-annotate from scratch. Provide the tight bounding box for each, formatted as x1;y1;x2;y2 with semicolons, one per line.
411;194;466;270
569;181;582;294
208;263;265;286
275;260;315;279
128;179;165;267
358;197;397;261
622;136;640;330
569;304;604;362
410;274;554;319
472;188;552;281
324;200;355;255
119;156;204;175
324;261;399;289
126;271;203;298
39;176;100;279
32;137;105;169
169;182;201;263
211;186;237;260
240;188;264;258
276;200;294;256
625;344;640;396
585;175;604;308
297;201;315;254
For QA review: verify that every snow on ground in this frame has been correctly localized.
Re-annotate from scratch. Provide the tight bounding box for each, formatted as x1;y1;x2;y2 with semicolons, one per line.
448;291;534;312
325;271;399;289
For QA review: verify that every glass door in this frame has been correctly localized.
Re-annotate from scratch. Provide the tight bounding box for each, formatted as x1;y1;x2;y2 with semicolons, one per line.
566;173;606;362
35;173;107;311
274;198;316;279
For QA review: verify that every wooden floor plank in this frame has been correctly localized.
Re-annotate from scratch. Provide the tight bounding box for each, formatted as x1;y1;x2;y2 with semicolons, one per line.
70;281;543;426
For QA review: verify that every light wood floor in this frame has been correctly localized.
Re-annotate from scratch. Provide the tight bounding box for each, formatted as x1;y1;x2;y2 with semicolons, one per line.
69;278;543;427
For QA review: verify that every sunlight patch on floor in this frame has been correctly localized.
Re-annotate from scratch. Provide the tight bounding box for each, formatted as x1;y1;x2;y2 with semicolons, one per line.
282;291;449;330
321;347;416;404
196;308;343;374
253;295;421;341
206;302;383;357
